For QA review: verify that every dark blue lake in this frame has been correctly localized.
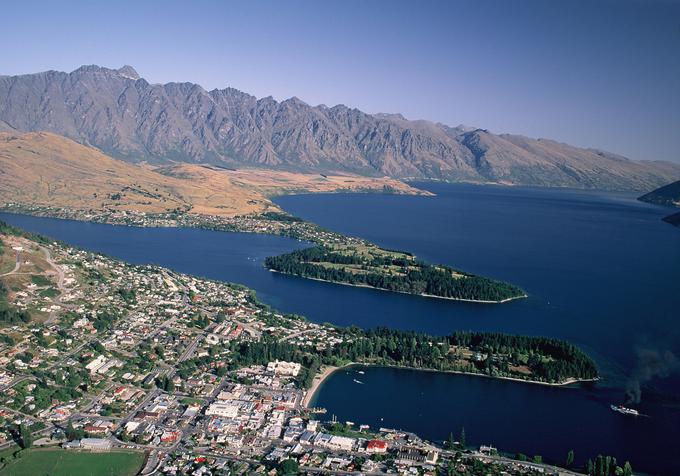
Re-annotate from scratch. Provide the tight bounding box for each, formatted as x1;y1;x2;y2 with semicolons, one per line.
309;365;678;473
2;182;679;474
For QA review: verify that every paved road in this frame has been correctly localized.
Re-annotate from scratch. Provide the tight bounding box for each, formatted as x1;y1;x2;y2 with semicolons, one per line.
280;328;315;342
40;245;65;292
178;334;202;363
139;449;162;475
0;374;35;392
114;388;161;433
472;452;583;476
0;249;21;276
39;244;71;325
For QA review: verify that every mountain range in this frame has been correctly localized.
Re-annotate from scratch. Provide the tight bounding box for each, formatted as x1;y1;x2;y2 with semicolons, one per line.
1;65;679;191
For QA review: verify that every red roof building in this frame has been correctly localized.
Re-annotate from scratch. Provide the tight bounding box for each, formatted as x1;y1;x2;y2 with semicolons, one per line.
366;439;388;453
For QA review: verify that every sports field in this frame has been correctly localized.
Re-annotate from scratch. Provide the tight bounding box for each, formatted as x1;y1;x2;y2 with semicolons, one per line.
0;448;145;476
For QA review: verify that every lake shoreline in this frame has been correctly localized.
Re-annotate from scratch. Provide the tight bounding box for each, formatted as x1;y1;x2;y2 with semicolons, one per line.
303;362;599;408
268;269;527;304
303;365;343;407
3;181;677;474
0;208;527;305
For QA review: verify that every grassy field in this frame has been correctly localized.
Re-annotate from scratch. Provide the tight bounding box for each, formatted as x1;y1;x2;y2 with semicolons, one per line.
313;244;464;279
0;449;145;476
30;274;53;287
0;252;15;275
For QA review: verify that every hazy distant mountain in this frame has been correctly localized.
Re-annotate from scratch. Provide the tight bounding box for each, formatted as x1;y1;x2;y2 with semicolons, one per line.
1;65;679;191
638;180;680;208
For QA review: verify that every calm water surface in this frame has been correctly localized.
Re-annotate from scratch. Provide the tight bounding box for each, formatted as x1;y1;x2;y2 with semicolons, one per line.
310;365;678;473
2;183;679;473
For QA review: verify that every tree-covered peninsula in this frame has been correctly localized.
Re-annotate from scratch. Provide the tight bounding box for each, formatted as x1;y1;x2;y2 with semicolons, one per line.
230;328;598;385
265;244;526;303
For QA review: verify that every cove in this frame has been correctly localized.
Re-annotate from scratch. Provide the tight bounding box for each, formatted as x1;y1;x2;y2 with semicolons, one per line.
310;365;680;474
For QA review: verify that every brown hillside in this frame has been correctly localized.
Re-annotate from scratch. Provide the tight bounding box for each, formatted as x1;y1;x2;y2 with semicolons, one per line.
0;132;423;217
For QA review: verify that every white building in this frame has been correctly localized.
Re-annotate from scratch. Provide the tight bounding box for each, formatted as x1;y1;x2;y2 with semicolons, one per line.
267;360;301;376
80;438;112;451
205;403;239;418
306;420;319;432
322;435;354;452
85;355;107;373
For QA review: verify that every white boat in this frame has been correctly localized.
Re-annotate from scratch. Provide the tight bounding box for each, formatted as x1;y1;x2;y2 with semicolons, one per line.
353;379;364;384
610;404;639;416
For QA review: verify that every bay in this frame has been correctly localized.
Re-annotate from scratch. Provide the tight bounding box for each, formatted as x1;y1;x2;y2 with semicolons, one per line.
310;365;678;473
2;182;679;473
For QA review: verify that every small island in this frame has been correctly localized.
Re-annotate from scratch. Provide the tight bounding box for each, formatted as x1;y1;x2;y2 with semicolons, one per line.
265;244;526;303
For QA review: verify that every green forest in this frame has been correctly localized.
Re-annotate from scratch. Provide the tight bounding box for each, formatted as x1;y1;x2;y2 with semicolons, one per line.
229;327;598;385
265;246;525;302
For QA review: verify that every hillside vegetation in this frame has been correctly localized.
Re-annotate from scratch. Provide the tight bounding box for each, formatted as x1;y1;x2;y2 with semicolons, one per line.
0;132;423;217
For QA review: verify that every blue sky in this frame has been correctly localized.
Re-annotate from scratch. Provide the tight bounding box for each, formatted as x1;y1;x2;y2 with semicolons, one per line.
3;0;679;163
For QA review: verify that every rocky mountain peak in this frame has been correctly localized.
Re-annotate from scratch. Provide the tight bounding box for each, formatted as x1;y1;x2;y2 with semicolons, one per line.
117;65;140;80
0;64;679;191
70;64;139;80
374;112;407;121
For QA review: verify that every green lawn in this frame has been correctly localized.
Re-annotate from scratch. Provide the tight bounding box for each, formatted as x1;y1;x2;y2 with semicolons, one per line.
0;449;145;476
30;275;53;287
39;287;60;298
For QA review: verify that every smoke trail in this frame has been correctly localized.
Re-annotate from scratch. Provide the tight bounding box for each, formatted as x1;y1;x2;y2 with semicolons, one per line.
625;347;679;404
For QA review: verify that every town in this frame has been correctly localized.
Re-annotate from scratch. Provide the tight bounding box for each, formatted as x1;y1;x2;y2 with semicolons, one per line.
0;203;362;246
0;222;591;475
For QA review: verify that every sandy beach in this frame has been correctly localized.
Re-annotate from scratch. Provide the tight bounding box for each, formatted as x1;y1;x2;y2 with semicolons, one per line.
302;365;341;407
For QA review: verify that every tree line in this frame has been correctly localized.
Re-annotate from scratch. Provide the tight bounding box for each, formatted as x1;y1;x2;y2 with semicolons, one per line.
586;454;633;476
228;327;597;385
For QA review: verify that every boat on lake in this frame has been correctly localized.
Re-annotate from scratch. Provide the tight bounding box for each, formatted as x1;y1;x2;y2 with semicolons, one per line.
610;404;639;416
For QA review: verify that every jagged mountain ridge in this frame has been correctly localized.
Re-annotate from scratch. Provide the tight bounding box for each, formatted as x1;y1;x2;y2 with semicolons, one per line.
1;65;679;191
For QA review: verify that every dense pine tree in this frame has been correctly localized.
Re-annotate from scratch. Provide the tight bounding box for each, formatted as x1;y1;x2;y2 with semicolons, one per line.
265;246;525;301
230;328;597;383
